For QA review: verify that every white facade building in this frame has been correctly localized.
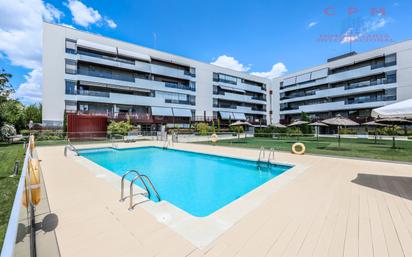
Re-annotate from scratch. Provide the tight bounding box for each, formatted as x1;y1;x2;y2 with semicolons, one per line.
272;40;412;124
42;23;269;128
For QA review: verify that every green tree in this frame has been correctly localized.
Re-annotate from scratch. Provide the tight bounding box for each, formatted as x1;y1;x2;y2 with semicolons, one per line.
24;104;42;123
0;68;13;102
0;100;25;131
107;120;133;136
195;123;210;136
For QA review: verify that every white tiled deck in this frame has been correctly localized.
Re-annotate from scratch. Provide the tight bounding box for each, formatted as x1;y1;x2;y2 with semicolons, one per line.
37;141;412;257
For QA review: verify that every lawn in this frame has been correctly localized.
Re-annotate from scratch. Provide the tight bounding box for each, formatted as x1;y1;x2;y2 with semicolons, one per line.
0;143;25;249
196;136;412;162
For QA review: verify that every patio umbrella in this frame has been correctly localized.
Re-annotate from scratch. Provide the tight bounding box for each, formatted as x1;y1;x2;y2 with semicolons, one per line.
229;121;254;139
272;123;287;128
308;121;328;141
375;118;412;148
229;121;254;127
288;120;309;127
322;114;359;148
362;121;388;144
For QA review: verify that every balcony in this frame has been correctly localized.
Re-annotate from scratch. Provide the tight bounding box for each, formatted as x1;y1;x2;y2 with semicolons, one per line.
214;92;266;104
66;89;110;98
165;82;195;91
280;82;396;104
151;64;195;81
67;52;195;81
280;99;396;115
65;74;196;96
280;65;395;94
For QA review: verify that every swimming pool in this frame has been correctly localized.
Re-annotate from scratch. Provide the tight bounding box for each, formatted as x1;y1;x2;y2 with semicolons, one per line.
79;147;291;217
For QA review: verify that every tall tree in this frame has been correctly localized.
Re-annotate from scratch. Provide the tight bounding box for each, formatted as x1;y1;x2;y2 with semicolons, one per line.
0;68;14;102
24;104;42;123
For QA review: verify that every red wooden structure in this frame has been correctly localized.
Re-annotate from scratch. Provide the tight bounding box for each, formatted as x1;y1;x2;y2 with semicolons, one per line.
67;114;108;139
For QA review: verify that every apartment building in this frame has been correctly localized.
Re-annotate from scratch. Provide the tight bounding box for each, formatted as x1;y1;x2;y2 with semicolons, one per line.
272;40;412;124
42;23;269;129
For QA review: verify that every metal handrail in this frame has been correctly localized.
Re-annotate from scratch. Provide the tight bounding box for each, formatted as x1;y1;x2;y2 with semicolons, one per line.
257;146;265;168
267;148;275;164
120;170;147;201
129;173;151;210
257;146;265;162
140;175;161;201
163;138;172;149
64;139;79;156
120;170;161;210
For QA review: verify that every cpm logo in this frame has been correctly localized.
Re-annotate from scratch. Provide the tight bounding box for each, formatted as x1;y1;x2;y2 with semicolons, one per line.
323;7;385;17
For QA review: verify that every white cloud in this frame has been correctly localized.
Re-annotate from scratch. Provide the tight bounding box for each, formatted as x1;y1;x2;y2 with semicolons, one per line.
251;63;288;79
307;21;317;28
13;68;43;104
65;0;117;29
0;0;62;104
65;0;101;27
211;55;250;72
106;18;117;29
211;54;287;79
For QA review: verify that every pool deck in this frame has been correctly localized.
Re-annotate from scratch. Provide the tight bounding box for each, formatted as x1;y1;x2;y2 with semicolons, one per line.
37;141;412;257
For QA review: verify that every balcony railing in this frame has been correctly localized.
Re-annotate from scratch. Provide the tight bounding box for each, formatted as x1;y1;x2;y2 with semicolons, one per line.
183;70;196;77
345;95;396;105
165;82;196;91
66;89;110;98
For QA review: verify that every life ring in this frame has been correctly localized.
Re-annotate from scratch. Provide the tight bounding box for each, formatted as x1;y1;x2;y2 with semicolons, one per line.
291;143;305;155
211;133;218;143
22;158;41;207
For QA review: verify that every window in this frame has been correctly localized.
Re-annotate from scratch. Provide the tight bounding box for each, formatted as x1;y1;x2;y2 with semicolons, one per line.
385;71;397;84
65;59;77;74
65;39;76;54
65;80;76;95
384;88;397;101
385;53;397;66
79;104;88;111
213;73;238;85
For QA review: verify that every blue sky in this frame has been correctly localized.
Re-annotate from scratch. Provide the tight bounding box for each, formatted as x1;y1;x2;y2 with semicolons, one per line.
0;0;411;104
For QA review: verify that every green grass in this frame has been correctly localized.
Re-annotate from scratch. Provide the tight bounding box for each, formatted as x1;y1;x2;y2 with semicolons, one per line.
0;143;25;249
197;136;412;162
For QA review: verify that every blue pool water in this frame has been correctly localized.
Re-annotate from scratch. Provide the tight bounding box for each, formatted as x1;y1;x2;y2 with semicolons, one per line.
79;147;291;217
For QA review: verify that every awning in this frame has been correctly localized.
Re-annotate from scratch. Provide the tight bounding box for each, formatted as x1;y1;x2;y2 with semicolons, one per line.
218;85;245;93
77;39;117;54
117;48;151;62
233;112;246;120
219;111;235;120
151;106;173;116
173;108;193;117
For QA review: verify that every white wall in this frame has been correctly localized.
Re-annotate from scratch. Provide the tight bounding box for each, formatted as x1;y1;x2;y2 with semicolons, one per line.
42;23;66;125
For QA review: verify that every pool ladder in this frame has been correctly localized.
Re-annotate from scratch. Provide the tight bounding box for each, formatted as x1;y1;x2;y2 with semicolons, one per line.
120;170;160;210
163;138;173;149
64;139;79;156
257;147;275;169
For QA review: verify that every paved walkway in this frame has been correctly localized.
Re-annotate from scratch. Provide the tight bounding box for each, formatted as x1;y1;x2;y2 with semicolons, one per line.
37;141;412;257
